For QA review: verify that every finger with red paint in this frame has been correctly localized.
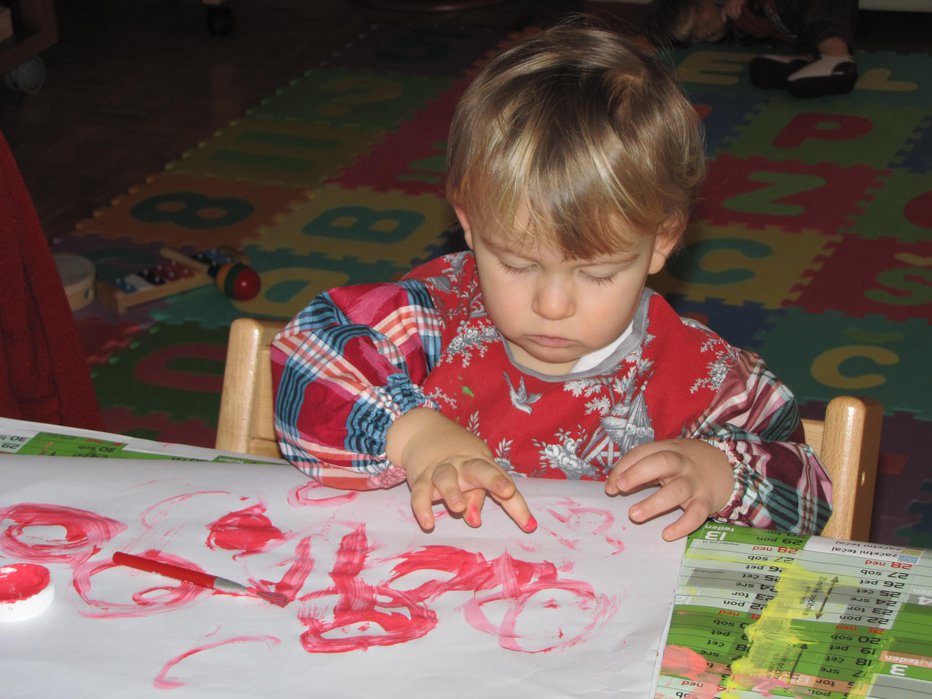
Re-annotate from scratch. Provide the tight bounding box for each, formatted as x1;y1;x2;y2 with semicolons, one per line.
443;480;524;531
406;449;534;532
452;456;535;533
387;408;535;533
463;489;486;528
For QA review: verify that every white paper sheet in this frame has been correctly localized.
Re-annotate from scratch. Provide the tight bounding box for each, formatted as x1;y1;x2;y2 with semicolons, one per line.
0;456;685;698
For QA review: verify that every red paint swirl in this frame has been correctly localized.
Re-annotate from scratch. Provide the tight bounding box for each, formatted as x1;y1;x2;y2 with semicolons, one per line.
297;525;438;652
0;503;126;565
249;536;315;605
73;549;206;618
288;480;357;507
206;504;286;558
154;635;281;689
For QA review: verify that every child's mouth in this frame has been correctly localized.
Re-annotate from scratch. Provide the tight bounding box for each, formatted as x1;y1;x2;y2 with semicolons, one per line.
530;335;572;348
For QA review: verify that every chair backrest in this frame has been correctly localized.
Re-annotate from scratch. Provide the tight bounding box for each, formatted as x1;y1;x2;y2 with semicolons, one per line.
801;396;883;541
216;318;883;541
216;318;285;459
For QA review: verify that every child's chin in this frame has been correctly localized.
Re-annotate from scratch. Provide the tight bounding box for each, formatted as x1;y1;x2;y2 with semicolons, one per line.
519;349;579;375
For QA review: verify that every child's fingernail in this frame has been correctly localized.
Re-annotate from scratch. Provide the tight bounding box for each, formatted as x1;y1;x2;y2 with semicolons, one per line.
467;504;481;527
523;515;537;533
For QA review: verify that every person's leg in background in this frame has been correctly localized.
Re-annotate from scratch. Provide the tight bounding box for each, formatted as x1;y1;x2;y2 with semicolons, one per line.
749;0;859;97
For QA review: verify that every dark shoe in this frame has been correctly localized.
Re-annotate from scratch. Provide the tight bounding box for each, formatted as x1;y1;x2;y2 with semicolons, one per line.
749;54;812;90
787;56;858;98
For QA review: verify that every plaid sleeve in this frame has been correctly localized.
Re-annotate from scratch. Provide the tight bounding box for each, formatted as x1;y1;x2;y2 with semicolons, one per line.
271;279;443;490
692;350;833;535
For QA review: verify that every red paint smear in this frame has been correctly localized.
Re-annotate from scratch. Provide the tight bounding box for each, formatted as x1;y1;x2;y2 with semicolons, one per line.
0;503;126;565
206;504;286;558
391;546;613;653
297;535;614;655
604;536;626;555
154;634;280;689
298;525;438;652
250;536;315;604
0;563;51;602
541;499;627;554
545;529;581;550
660;644;710;681
388;546;494;599
288;481;357;507
545;500;615;535
460;553;612;653
139;490;230;529
73;549;206;618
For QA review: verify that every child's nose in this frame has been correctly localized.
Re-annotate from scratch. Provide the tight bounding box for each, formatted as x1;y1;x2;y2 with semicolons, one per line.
532;277;575;320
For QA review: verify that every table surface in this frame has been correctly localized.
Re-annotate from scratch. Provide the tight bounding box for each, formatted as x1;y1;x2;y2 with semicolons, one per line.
2;419;931;699
0;439;684;698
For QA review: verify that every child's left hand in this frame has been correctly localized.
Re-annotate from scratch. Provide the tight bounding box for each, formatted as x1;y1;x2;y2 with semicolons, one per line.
605;438;734;541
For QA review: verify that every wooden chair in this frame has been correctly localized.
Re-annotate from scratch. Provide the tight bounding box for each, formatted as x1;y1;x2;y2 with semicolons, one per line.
801;396;882;541
215;318;883;541
216;318;285;460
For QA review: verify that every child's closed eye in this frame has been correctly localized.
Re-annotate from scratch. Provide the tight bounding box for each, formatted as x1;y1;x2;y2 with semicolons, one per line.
498;260;536;275
580;271;618;286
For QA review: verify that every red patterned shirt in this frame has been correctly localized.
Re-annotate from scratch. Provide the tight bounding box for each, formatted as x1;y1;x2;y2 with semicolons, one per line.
272;252;831;534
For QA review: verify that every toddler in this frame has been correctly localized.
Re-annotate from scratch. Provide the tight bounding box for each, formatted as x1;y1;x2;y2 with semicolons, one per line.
271;22;832;540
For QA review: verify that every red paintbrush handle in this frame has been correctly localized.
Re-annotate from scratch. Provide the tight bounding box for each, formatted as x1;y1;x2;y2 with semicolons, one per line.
112;551;219;590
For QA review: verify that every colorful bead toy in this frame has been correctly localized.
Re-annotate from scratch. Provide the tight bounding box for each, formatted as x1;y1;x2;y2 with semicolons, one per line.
96;247;261;314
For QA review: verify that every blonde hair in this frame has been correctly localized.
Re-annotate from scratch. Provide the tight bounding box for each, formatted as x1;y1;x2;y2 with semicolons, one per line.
446;21;705;258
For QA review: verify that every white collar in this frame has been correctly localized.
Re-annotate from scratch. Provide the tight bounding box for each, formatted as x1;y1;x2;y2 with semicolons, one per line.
570;321;634;373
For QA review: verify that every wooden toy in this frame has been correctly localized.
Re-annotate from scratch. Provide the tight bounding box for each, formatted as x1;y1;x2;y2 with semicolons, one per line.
96;246;260;315
161;248;261;302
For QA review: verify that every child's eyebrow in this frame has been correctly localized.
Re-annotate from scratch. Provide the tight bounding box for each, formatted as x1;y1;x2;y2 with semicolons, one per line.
579;256;633;267
479;232;640;265
481;235;534;258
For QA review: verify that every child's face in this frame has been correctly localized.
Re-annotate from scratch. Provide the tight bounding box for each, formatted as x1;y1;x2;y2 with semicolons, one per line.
689;0;728;43
457;207;679;375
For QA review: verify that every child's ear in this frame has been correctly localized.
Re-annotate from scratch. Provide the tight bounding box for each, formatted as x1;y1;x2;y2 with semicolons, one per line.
452;203;474;249
648;213;687;274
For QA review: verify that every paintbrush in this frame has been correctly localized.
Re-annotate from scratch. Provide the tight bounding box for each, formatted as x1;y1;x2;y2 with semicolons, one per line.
111;551;289;607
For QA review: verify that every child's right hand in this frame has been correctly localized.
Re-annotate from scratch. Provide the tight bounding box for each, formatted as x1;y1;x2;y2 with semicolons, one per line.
386;408;535;533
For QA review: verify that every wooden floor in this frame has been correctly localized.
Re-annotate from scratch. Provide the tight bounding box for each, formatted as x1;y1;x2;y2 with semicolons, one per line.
0;0;929;241
0;0;581;241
